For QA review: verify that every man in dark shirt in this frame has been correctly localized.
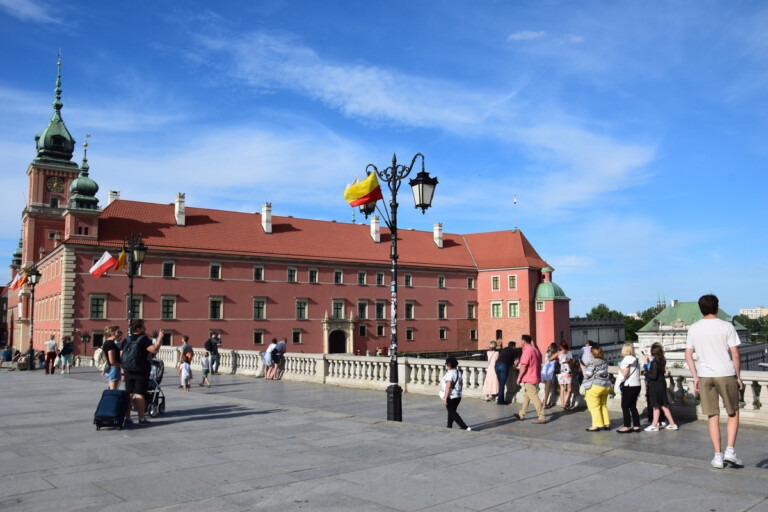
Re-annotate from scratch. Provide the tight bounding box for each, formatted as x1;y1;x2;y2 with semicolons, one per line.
495;342;517;404
121;319;163;426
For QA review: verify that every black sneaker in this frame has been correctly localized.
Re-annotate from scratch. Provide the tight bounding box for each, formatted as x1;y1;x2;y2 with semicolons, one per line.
124;418;134;426
138;418;150;426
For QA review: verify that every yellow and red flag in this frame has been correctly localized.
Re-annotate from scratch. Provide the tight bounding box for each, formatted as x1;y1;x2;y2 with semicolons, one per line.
343;173;383;207
114;246;126;270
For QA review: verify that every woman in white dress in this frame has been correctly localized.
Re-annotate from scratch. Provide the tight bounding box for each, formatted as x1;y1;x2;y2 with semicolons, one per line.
482;341;500;401
557;341;574;410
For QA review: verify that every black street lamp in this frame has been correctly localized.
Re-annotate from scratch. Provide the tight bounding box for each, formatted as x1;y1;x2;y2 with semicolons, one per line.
126;234;148;335
26;267;41;371
358;153;437;421
81;331;91;356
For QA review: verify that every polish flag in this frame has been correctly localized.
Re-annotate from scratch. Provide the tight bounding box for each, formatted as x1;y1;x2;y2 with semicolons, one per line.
89;251;117;278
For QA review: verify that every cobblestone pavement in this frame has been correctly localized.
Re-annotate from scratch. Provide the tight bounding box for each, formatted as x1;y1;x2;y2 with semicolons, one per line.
1;368;766;511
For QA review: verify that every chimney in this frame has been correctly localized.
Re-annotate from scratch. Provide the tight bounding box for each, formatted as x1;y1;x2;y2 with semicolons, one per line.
175;193;186;226
370;216;380;243
433;222;443;248
108;190;120;205
261;202;272;234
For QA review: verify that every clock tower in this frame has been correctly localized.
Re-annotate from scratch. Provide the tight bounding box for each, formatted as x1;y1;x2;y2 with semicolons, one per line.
22;57;95;267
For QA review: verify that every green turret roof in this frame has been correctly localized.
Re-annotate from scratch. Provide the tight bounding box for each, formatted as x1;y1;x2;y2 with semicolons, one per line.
535;281;570;301
33;57;78;169
638;301;746;331
11;236;22;267
68;141;99;211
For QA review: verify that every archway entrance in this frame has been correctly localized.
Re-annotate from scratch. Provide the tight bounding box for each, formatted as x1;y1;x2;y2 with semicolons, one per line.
328;331;347;354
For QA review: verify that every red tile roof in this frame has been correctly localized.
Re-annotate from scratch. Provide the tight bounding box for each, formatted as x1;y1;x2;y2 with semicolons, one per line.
78;200;550;271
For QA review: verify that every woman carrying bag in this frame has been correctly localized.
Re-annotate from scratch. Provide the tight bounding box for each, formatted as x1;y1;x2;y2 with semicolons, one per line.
441;357;471;431
615;343;642;433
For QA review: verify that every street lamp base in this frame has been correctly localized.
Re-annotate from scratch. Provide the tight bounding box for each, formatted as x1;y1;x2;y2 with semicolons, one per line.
386;384;403;422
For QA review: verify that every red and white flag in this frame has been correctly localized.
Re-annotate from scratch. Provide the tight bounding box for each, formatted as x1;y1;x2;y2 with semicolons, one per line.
89;251;117;278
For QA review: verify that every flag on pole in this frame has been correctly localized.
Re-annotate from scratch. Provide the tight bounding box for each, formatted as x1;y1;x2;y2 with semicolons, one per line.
343;173;383;207
114;246;126;270
15;272;28;290
10;273;22;290
89;251;117;278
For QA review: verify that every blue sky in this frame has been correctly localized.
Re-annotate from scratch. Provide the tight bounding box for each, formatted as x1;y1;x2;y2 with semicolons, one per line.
1;1;766;317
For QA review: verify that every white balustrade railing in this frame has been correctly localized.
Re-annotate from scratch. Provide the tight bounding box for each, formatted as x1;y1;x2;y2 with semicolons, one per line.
79;347;768;427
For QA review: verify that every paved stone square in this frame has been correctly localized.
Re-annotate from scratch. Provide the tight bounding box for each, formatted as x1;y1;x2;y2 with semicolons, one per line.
1;368;766;511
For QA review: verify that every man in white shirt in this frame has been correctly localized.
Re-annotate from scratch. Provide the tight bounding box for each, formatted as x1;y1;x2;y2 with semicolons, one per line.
44;335;58;375
684;294;742;469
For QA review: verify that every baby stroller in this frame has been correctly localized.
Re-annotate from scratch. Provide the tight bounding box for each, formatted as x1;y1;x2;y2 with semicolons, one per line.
145;358;166;417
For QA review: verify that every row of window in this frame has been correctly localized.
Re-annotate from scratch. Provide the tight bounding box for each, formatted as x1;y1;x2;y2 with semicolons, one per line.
489;300;546;318
491;274;517;291
89;296;480;321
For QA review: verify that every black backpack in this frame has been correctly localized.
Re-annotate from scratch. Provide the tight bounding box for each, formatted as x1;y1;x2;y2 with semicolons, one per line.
204;338;214;353
121;335;147;371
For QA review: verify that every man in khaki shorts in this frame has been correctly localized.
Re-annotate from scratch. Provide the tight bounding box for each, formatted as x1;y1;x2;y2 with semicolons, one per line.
684;294;742;469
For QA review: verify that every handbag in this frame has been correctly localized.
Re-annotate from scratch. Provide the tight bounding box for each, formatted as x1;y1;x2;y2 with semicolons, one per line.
542;360;555;381
617;360;638;393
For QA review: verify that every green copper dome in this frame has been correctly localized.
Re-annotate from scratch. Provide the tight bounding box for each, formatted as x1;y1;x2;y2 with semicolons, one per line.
33;58;78;168
11;237;22;267
535;281;570;301
68;142;99;210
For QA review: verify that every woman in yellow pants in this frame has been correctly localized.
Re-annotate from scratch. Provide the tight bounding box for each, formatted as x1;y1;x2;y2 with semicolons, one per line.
583;345;611;432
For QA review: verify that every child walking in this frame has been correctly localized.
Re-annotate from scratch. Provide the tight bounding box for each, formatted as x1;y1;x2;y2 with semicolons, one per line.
199;351;211;388
179;353;192;391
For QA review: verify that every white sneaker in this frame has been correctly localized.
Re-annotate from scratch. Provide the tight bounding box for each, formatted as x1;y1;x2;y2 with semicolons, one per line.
665;424;678;431
660;421;668;427
466;427;472;431
711;456;724;469
724;451;742;465
644;424;659;432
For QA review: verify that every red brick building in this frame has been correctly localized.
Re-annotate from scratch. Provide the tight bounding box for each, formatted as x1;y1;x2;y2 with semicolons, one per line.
7;61;571;356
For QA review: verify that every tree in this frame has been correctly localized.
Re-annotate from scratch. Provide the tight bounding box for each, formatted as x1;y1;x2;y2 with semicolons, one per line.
586;303;624;320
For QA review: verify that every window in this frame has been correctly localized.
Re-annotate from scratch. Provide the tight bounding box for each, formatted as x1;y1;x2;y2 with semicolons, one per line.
253;266;264;281
404;301;415;319
209;297;223;319
536;301;545;312
491;301;502;318
357;301;368;319
404;274;412;287
491;276;500;291
467;303;476;319
508;301;520;318
162;261;175;278
253;298;266;319
439;327;447;340
357;271;366;285
292;329;302;344
160;331;172;346
470;329;478;341
308;269;318;283
210;263;221;279
405;328;414;341
126;296;143;319
375;301;386;320
508;274;517;290
50;197;59;208
359;324;367;337
161;296;177;319
467;277;475;289
376;272;385;286
296;299;307;320
287;267;297;283
438;302;447;319
89;295;106;319
334;270;343;284
91;332;104;348
253;330;264;345
377;324;385;337
438;275;445;288
332;300;345;319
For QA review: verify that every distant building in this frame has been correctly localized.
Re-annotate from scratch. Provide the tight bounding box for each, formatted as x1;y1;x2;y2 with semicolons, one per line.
570;318;625;348
739;306;768;320
637;300;748;352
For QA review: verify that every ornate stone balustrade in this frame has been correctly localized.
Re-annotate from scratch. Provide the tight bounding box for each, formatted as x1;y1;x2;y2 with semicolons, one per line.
88;347;768;426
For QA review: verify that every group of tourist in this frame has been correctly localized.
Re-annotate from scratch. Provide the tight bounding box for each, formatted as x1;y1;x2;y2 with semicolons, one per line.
442;294;743;469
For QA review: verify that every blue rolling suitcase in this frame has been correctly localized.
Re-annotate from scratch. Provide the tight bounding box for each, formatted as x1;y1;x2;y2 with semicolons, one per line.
94;390;130;430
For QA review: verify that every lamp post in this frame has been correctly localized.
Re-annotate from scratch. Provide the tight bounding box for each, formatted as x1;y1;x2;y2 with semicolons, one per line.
125;234;148;335
81;331;91;356
358;153;438;421
26;267;41;371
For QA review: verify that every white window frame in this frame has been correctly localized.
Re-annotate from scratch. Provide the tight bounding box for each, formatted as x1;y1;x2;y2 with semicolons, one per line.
491;300;502;318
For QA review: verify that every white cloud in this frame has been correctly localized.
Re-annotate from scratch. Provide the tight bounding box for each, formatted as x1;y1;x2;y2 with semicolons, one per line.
0;0;61;24
508;30;547;41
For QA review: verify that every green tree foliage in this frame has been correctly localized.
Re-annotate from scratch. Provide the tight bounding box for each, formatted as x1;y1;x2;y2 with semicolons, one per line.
585;303;624;320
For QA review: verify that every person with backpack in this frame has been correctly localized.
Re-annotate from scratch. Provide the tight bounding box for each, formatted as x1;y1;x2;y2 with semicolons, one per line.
440;357;471;431
121;319;164;426
99;326;122;390
59;336;75;374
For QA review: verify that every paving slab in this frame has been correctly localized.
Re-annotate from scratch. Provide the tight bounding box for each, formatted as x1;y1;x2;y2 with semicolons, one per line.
0;368;767;511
